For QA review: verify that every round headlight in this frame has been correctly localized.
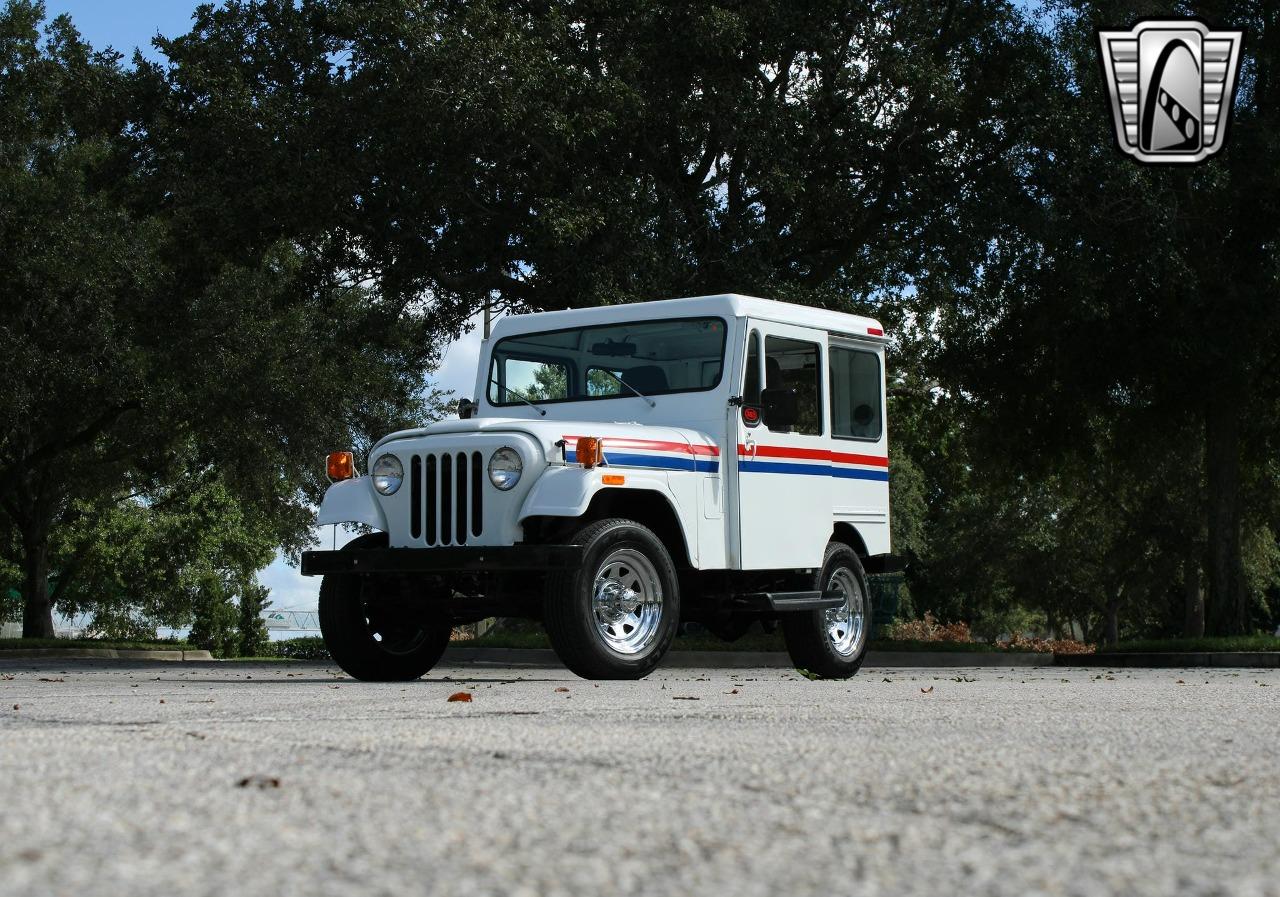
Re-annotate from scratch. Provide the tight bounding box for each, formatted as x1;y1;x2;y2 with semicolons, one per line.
488;447;522;490
372;453;403;495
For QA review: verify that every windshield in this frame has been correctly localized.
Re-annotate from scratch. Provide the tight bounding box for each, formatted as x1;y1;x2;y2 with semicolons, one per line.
488;317;727;407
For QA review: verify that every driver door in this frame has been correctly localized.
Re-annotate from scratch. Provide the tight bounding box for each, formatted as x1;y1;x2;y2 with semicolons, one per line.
731;321;830;570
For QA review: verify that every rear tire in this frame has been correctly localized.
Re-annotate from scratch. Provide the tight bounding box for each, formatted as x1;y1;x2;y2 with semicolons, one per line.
544;518;680;679
782;542;871;679
318;533;452;681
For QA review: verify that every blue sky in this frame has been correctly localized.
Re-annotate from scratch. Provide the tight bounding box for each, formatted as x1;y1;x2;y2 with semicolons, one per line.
41;2;484;618
45;1;198;60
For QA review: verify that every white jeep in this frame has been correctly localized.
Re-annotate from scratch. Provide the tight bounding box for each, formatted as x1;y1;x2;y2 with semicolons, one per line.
302;294;896;679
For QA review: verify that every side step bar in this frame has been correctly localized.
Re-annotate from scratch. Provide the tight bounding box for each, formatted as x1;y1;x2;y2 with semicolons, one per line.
733;590;845;613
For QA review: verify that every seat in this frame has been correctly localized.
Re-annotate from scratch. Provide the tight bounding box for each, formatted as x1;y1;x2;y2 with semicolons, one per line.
621;365;669;394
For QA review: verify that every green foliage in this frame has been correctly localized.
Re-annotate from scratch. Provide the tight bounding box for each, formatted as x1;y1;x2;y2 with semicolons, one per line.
187;576;240;659
237;580;270;658
3;0;1280;648
0;1;449;636
268;636;330;661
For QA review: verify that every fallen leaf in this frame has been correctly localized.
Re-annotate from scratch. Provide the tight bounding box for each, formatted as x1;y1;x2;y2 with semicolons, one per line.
11;704;18;711
673;696;700;701
236;775;280;789
920;686;934;694
725;689;740;695
554;687;569;693
447;691;472;702
38;677;63;683
1176;679;1186;685
159;699;166;704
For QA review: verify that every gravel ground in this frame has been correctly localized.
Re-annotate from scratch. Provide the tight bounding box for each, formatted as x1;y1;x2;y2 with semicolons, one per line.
1;661;1277;897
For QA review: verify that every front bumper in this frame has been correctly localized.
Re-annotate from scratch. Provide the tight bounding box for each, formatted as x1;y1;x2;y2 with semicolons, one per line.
300;544;584;577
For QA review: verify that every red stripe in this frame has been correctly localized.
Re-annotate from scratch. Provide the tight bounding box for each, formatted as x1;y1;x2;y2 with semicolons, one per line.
830;450;890;467
563;435;720;457
737;444;888;467
745;444;830;461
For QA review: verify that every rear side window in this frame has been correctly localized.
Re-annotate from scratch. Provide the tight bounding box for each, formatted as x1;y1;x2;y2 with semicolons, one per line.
829;346;882;440
765;335;822;436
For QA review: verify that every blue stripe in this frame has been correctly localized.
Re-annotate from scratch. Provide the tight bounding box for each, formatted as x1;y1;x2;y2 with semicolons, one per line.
739;460;833;477
830;467;890;482
740;460;889;481
566;451;719;473
560;452;883;479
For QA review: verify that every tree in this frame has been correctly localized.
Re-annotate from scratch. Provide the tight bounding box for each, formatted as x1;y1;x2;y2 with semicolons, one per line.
237;579;270;658
917;1;1280;637
0;2;447;637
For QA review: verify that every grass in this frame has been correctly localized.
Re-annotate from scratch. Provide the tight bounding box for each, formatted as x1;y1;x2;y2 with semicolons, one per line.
0;637;194;652
1101;634;1280;654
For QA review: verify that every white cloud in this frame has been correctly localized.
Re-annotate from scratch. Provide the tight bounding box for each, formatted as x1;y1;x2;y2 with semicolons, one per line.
427;313;487;399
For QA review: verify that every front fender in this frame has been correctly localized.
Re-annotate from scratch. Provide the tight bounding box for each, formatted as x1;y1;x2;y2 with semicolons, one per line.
317;477;388;531
518;465;699;564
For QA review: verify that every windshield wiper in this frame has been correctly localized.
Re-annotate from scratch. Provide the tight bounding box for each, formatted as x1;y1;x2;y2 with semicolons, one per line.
601;370;656;407
489;379;546;416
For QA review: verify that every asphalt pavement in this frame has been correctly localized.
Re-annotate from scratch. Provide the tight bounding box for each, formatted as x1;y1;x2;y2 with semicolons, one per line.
1;661;1277;897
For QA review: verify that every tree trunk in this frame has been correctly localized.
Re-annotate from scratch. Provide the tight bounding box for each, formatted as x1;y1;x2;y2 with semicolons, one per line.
20;528;55;639
1102;594;1121;647
1205;397;1247;634
1183;560;1205;638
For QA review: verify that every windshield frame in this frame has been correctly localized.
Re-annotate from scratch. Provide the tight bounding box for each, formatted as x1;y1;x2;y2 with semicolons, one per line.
486;315;730;408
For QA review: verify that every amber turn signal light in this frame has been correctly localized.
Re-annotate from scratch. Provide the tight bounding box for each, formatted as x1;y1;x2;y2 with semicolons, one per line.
327;451;355;482
576;436;604;469
602;474;625;486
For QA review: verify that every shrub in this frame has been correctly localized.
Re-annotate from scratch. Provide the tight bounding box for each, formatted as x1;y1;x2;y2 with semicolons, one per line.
271;636;329;660
997;633;1096;654
885;611;974;643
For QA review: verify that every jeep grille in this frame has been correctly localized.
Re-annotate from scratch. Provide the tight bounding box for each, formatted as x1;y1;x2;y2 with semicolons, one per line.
408;451;484;544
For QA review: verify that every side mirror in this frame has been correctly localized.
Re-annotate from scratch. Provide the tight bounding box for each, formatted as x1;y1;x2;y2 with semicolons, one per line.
457;398;476;420
760;387;798;431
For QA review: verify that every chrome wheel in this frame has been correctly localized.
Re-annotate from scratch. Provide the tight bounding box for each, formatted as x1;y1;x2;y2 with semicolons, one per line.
825;567;866;657
591;548;664;655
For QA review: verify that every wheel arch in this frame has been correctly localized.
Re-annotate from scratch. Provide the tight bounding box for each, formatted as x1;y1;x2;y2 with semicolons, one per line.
526;487;693;569
831;522;869;559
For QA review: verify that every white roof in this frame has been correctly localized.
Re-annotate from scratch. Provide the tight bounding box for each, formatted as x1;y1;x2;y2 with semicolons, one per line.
488;293;885;342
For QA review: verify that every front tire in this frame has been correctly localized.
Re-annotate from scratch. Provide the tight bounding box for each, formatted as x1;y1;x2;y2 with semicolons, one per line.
318;533;452;681
782;542;872;679
544;518;680;679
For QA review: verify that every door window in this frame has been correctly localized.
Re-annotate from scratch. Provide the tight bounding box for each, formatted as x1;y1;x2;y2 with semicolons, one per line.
829;346;882;440
764;336;822;436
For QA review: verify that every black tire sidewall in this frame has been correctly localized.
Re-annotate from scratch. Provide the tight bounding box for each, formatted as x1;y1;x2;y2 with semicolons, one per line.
318;533;451;681
546;518;680;679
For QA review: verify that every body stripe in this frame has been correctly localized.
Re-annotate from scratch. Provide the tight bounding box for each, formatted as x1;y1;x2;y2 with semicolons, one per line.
565;450;719;473
737;444;888;467
563;435;719;457
557;437;888;479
